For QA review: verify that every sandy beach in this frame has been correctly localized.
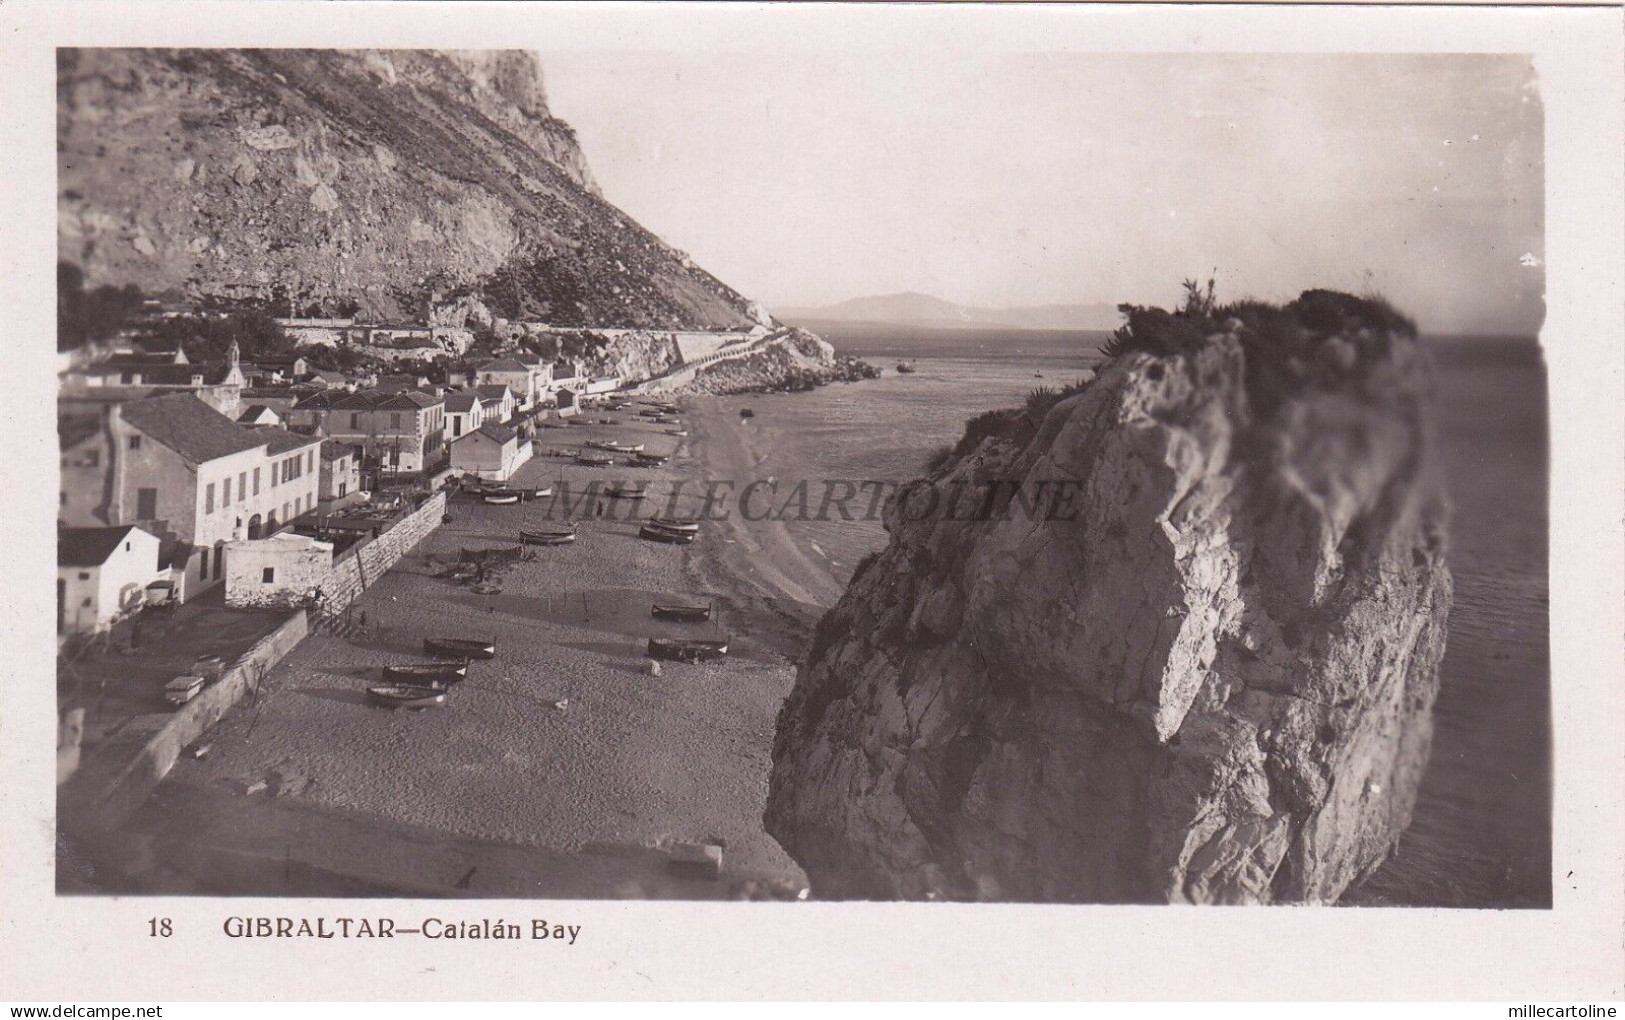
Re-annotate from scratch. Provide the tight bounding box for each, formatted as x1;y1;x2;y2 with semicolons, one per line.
80;399;832;899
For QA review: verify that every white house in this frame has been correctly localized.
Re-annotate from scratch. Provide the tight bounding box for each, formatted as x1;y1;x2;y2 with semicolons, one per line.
223;531;335;610
444;391;486;440
58;525;162;635
450;422;530;482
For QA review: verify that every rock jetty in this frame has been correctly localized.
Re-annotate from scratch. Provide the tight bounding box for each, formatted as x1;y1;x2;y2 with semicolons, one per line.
765;290;1452;904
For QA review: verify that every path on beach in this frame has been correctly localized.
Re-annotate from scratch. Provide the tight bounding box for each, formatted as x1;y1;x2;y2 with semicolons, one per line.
679;398;846;650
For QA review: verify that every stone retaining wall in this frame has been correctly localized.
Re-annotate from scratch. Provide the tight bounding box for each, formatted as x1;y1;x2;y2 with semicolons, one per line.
83;610;309;826
321;491;447;613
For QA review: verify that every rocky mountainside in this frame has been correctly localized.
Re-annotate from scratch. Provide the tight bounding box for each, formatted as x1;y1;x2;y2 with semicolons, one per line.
765;292;1452;904
58;49;765;330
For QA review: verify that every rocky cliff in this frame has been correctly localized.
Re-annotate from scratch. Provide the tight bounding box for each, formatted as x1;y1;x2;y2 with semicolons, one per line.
685;330;877;394
765;292;1451;904
58;49;761;330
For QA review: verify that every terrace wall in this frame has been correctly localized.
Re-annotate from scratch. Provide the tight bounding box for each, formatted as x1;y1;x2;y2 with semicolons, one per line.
320;491;447;614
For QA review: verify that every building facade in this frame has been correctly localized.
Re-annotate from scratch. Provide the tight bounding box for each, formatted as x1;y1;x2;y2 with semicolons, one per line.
56;393;322;601
288;388;447;477
450;423;529;482
57;525;162;635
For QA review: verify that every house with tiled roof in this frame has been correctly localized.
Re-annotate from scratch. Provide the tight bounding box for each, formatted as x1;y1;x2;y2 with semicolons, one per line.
287;387;447;477
443;390;485;440
63;341;246;418
57;525;162;635
237;404;281;427
476;356;549;410
473;384;517;424
57;393;323;601
451;421;531;482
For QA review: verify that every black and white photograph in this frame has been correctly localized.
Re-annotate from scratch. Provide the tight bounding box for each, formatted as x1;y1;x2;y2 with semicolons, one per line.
5;0;1624;1004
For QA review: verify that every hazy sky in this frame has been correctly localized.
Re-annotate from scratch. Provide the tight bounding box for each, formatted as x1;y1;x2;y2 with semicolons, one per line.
543;52;1543;335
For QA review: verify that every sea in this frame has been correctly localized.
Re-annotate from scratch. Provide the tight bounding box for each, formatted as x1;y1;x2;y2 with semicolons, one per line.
734;321;1550;909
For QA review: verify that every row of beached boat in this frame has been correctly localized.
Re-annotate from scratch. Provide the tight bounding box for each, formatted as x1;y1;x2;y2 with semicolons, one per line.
366;637;496;708
367;608;727;708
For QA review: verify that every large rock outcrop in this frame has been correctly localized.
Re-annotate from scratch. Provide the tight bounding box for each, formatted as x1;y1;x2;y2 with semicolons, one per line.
766;299;1451;904
58;49;759;330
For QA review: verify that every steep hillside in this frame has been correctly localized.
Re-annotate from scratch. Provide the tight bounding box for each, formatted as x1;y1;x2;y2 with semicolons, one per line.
58;48;765;330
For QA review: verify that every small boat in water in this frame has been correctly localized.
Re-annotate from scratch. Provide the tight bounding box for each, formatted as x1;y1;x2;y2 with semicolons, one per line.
664;429;688;437
606;483;648;500
382;661;469;684
424;637;496;660
655;416;681;425
368;684;447;709
647;636;729;662
640;523;696;545
647;517;699;534
519;527;577;546
635;451;669;465
482;491;521;505
652;602;712;623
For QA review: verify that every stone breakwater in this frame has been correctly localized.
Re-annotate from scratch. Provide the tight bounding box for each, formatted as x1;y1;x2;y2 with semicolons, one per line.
765;323;1451;904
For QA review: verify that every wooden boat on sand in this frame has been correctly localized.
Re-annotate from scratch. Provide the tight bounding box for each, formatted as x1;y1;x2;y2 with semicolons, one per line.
647;517;699;533
368;684;447;709
519;527;577;546
652;602;712;623
647;636;729;662
382;661;469;683
575;451;615;467
640;523;696;545
424;637;496;660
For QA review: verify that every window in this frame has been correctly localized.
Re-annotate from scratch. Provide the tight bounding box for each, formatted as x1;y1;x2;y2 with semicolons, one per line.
59;491;66;506
239;472;247;501
205;483;215;513
137;488;157;518
128;435;142;450
270;462;278;488
350;413;360;429
124;541;130;552
82;597;92;607
223;477;232;506
307;451;314;473
262;567;275;584
253;468;260;495
78;571;90;581
199;554;208;581
338;482;346;497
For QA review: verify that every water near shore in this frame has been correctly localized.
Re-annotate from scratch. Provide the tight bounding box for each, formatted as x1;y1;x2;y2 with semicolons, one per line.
733;324;1551;908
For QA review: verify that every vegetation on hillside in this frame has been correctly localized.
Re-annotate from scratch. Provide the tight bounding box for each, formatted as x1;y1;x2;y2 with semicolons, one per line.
925;282;1418;475
143;311;295;365
57;261;144;352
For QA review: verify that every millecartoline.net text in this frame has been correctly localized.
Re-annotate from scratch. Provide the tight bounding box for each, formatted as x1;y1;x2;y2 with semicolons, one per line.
532;478;1090;524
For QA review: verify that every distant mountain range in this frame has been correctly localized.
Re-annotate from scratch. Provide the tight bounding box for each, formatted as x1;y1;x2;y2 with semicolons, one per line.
775;292;1123;332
